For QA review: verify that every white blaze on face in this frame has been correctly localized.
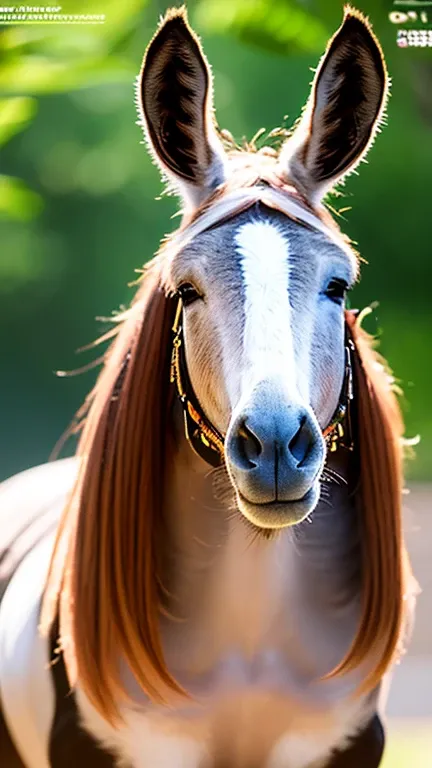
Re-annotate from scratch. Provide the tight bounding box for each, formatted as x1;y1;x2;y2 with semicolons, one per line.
234;220;303;402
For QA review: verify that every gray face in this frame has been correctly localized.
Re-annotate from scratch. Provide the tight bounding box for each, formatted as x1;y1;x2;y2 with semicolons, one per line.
168;203;356;529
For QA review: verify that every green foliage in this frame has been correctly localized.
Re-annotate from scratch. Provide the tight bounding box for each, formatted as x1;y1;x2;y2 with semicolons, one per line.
0;0;148;206
0;175;43;219
194;0;330;54
0;96;37;143
0;54;134;93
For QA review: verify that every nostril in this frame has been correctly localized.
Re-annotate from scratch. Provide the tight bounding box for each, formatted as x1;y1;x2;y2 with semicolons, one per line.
236;419;262;469
288;416;314;467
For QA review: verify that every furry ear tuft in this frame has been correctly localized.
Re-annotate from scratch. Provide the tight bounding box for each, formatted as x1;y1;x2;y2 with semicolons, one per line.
278;6;388;204
137;7;227;211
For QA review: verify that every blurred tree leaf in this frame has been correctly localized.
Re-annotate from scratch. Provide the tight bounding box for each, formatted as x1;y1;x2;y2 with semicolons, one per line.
0;0;150;218
194;0;330;55
0;56;135;94
0;224;65;292
60;0;148;43
0;96;37;144
0;175;43;219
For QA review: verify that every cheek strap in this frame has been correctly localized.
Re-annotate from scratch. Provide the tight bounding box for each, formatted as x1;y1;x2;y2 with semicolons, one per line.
170;298;224;467
322;323;355;453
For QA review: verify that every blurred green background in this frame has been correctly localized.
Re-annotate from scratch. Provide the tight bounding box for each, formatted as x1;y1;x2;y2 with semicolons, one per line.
0;0;430;486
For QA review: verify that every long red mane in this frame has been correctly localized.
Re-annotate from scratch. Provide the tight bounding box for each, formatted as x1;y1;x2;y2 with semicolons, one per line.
324;312;413;691
42;263;182;723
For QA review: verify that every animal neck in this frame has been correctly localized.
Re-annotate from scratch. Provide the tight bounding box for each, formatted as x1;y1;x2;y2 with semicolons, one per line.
157;399;362;684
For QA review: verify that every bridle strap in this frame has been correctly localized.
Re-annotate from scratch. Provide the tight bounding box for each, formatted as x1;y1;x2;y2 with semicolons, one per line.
170;297;355;468
170;299;224;467
323;324;355;453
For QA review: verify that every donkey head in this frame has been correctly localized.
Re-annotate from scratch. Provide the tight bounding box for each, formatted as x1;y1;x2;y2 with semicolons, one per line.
138;7;387;529
43;8;411;726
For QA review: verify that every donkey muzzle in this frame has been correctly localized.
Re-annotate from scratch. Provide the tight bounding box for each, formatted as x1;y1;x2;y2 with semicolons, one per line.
226;384;325;528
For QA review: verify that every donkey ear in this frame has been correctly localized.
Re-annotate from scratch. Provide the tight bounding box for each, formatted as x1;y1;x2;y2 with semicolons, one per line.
137;8;227;210
278;7;388;204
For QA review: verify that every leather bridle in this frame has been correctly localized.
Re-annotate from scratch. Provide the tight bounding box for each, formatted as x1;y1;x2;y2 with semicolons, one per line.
170;295;355;469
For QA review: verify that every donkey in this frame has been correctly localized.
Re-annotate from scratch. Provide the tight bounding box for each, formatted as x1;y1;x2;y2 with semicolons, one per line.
0;7;417;768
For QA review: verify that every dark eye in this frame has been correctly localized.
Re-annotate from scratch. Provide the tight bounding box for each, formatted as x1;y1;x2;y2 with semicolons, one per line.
324;278;348;305
177;282;202;307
